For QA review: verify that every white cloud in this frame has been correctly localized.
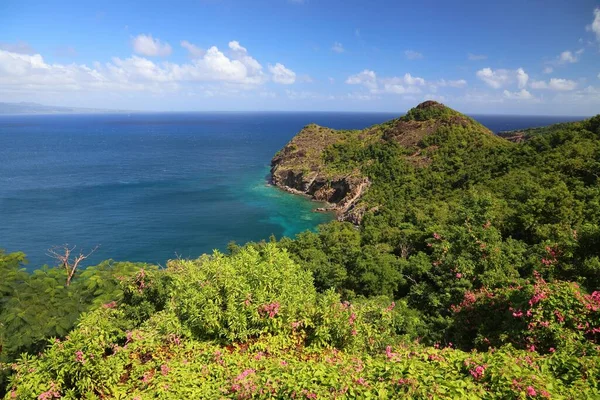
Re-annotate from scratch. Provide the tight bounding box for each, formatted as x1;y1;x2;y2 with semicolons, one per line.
401;73;425;86
268;63;296;84
346;70;427;95
0;41;35;55
180;40;205;58
227;41;263;77
404;50;423;60
0;40;272;95
332;42;345;53
345;69;377;90
586;7;600;41
467;53;487;61
516;68;529;89
476;68;513;89
543;66;553;74
381;81;422;94
476;67;529;89
530;78;577;91
436;79;468;88
132;34;172;57
503;89;534;100
558;50;583;64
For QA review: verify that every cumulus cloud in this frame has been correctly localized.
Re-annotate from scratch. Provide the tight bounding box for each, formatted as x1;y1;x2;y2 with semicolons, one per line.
0;40;275;94
503;89;534;100
345;69;377;90
132;34;172;57
530;78;577;91
516;68;529;89
180;40;205;58
404;50;423;60
436;79;468;88
558;49;583;64
268;63;296;84
467;53;487;61
586;7;600;41
476;67;529;89
476;68;513;89
332;42;345;53
346;70;427;94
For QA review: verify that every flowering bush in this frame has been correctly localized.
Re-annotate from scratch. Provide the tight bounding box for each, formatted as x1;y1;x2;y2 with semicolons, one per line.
5;312;599;399
450;274;600;355
163;243;317;342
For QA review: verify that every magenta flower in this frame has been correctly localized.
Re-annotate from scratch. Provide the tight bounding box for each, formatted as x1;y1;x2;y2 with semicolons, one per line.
526;386;537;396
74;350;85;364
469;365;485;380
259;302;280;318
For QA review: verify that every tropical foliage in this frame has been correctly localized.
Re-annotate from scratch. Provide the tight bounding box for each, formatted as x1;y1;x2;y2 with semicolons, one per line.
2;104;600;398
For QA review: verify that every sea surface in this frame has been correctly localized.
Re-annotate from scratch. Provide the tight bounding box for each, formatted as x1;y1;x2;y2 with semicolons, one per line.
0;112;586;268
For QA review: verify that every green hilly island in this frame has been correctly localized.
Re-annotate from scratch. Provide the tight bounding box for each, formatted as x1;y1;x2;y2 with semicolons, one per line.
2;101;600;399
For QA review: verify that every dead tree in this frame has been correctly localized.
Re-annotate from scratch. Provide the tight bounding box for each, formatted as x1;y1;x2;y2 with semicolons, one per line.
47;244;99;286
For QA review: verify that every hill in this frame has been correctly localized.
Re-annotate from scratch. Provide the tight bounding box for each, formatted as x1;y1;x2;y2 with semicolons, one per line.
271;101;509;223
2;102;600;398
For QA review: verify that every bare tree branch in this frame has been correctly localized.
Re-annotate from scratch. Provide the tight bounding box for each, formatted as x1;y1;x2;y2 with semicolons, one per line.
47;244;99;286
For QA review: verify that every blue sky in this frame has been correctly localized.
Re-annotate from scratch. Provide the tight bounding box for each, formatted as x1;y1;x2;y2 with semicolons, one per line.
1;0;600;115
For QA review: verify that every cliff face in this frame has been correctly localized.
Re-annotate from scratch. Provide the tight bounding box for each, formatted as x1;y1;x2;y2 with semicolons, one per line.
269;123;372;223
270;100;502;224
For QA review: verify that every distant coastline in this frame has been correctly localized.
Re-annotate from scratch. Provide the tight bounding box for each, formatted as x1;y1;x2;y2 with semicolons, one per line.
0;101;134;115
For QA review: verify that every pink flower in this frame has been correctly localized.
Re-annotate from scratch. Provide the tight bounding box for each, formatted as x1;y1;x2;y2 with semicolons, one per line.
512;310;523;318
259;302;280;318
526;386;537;396
433;232;442;240
385;346;397;359
456;273;462;279
386;302;396;311
74;350;85;364
528;344;536;352
355;377;368;386
235;369;255;381
160;364;170;376
349;313;357;325
470;365;485;380
37;382;60;400
102;301;117;309
351;329;357;336
549;347;555;353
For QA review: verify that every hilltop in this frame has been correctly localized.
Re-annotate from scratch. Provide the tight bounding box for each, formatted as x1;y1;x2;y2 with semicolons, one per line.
271;101;508;223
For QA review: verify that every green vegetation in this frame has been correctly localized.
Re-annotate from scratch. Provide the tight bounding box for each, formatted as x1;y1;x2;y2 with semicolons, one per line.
2;102;600;398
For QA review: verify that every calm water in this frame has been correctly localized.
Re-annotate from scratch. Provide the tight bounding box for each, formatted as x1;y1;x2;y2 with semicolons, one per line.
0;112;585;268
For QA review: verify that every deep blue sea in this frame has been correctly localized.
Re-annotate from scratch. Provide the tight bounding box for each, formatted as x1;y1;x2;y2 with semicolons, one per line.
0;112;586;269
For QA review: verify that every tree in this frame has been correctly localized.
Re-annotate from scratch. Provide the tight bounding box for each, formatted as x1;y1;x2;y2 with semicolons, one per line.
47;244;98;286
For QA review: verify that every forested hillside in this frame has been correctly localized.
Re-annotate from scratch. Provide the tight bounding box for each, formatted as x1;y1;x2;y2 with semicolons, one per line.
2;102;600;399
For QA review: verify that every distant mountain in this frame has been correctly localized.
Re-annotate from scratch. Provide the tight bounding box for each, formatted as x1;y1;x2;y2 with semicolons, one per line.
0;102;132;115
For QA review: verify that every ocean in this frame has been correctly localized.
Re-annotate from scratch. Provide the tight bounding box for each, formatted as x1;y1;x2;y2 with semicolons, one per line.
0;112;586;268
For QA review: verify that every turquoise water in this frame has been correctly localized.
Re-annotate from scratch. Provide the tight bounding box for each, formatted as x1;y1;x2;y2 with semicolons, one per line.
0;112;584;268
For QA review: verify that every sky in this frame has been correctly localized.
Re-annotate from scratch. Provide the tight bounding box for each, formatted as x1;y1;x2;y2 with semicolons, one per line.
1;0;600;115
